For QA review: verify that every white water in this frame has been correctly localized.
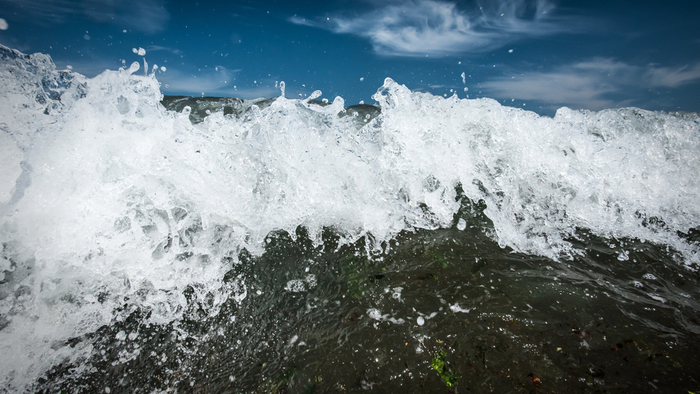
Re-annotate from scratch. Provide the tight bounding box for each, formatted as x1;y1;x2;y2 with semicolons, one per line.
1;45;699;391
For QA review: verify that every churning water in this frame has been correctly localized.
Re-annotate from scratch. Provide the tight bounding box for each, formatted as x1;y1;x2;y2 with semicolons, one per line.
1;44;700;393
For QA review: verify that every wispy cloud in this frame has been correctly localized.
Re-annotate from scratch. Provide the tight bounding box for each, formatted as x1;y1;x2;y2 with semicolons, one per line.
155;66;286;99
53;53;281;99
146;45;183;55
158;68;316;99
0;0;170;33
289;0;581;57
480;58;700;110
83;0;169;33
0;0;76;24
53;57;125;76
157;66;242;96
645;63;700;88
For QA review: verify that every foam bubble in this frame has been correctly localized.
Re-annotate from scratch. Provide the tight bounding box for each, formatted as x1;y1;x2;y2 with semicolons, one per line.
457;218;467;231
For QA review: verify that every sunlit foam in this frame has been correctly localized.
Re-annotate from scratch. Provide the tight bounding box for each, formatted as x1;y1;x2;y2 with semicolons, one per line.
1;44;699;391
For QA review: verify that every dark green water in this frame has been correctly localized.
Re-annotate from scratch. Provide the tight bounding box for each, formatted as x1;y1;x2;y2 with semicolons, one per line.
36;206;700;393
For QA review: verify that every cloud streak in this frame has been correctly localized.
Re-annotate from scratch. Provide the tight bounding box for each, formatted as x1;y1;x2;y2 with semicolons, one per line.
156;66;286;100
157;66;242;96
480;58;700;110
646;63;700;88
146;46;183;55
0;0;170;33
289;0;580;57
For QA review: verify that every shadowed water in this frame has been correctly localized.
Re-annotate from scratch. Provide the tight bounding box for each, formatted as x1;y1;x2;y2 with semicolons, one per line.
35;208;700;393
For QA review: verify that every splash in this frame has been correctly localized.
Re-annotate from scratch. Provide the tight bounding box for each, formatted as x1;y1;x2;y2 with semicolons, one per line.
1;44;699;391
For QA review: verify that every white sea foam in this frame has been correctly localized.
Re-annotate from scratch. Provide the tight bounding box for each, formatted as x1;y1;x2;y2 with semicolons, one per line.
1;45;700;390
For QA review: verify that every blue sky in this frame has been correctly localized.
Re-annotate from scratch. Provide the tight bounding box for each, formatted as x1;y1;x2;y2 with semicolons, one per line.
1;0;700;115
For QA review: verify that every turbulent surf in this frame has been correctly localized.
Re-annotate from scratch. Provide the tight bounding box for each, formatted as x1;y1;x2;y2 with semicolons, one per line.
1;44;700;393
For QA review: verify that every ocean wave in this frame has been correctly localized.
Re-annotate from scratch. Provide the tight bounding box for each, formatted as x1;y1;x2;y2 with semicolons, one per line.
1;43;699;391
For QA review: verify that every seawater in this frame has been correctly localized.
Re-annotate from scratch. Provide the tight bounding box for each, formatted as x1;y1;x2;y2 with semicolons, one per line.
1;44;700;393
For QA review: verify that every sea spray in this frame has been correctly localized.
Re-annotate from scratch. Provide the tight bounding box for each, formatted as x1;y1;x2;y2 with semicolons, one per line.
1;44;700;391
372;77;700;261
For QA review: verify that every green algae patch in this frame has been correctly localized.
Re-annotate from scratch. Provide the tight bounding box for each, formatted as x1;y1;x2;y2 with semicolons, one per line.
431;350;458;387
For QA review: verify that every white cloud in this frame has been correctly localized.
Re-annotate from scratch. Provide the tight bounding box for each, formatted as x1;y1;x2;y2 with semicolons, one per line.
480;58;700;110
53;57;125;76
645;63;700;88
0;0;76;23
155;66;286;99
290;0;579;57
1;0;169;33
157;66;243;96
82;0;169;33
146;45;183;55
288;16;315;28
50;55;278;99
